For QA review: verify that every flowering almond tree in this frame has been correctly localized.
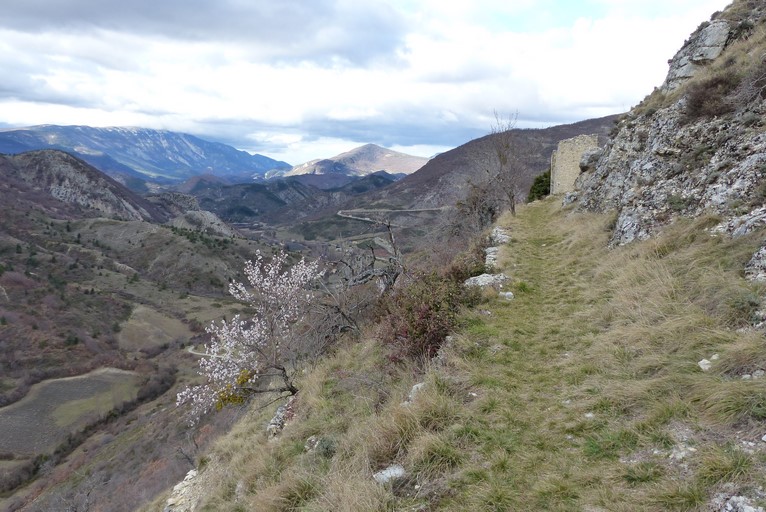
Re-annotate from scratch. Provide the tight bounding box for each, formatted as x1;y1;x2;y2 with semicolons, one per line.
177;250;323;421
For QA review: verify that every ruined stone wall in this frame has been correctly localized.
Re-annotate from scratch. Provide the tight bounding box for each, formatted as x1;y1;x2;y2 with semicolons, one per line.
550;134;598;194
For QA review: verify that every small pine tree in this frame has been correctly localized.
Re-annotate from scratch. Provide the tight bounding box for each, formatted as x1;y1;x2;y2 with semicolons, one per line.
527;169;551;202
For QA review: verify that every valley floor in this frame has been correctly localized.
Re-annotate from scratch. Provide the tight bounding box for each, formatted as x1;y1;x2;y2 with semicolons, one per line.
152;198;766;511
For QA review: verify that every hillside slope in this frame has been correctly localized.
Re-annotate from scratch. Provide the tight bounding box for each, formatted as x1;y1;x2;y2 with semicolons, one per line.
150;199;766;511
361;115;618;210
1;150;167;222
0;145;304;511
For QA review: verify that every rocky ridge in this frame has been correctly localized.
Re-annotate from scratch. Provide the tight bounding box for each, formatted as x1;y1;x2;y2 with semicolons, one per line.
577;2;766;248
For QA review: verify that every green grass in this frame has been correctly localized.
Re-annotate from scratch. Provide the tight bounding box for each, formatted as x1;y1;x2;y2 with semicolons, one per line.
167;198;766;511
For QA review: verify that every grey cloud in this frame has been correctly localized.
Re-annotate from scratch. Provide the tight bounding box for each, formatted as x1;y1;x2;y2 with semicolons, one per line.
209;100;607;160
0;55;89;106
1;0;408;65
197;112;487;157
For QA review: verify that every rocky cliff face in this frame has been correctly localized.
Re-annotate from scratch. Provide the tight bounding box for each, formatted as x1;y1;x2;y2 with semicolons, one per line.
6;150;167;222
662;19;732;92
576;0;766;246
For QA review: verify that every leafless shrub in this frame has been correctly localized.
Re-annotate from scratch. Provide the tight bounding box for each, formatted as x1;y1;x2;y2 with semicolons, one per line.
683;73;741;122
732;57;766;107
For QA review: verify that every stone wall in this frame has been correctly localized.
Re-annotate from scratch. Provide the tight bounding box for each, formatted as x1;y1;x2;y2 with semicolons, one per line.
550;134;598;194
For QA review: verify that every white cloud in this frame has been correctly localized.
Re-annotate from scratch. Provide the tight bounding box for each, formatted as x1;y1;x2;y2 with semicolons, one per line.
0;0;733;164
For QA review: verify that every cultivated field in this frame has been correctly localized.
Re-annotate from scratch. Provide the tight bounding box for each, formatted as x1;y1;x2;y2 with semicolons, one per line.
0;368;140;457
118;305;191;351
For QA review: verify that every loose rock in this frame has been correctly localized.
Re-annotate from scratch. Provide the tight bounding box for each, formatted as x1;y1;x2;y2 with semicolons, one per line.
402;382;425;406
164;469;199;512
484;246;500;270
490;227;511;245
373;464;407;484
266;396;296;437
464;273;509;288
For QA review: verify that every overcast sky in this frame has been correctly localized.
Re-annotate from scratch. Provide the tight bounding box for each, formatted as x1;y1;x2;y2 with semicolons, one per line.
0;0;731;164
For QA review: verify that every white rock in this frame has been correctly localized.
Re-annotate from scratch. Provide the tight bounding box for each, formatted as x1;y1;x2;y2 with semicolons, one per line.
562;192;579;206
663;20;731;91
373;464;406;484
484;246;500;269
754;370;765;379
698;359;712;371
711;353;720;361
464;273;509;288
499;291;515;300
724;495;765;512
305;435;320;452
490;227;511;245
402;382;425;406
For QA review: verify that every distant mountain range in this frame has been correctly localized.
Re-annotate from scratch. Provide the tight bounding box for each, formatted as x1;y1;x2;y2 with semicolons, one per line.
0;126;430;192
0;125;291;185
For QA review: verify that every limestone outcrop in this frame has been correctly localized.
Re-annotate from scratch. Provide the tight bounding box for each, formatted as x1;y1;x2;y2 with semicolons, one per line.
662;20;731;92
577;101;766;245
164;469;201;512
168;210;239;238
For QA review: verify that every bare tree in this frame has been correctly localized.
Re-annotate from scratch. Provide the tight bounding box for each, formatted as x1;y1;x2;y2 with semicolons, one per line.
455;179;500;233
487;111;522;216
315;221;404;338
451;111;523;239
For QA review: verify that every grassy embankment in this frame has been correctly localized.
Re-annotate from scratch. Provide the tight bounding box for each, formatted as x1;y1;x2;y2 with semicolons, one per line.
152;198;766;511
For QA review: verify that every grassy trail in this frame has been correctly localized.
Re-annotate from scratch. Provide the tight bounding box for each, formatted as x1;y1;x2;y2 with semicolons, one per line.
443;201;617;510
441;199;766;511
